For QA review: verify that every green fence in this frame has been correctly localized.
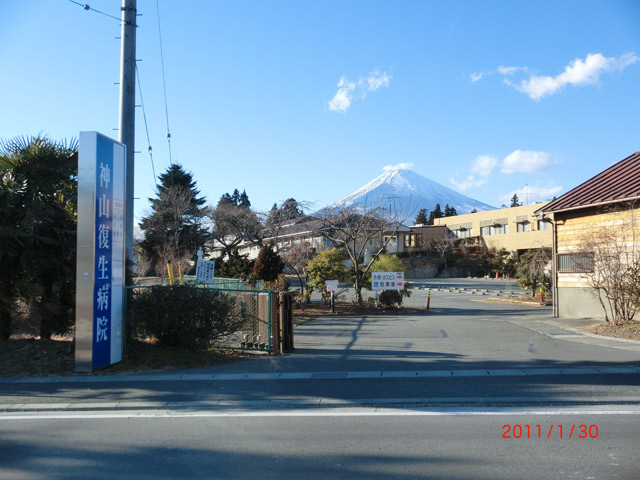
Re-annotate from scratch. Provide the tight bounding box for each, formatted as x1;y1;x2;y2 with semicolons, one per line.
134;275;265;290
126;284;274;353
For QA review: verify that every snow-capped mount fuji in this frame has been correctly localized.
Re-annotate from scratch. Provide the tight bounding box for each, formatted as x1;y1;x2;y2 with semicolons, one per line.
333;169;495;222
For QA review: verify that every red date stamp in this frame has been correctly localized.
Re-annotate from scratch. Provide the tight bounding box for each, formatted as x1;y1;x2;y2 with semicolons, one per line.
503;424;598;439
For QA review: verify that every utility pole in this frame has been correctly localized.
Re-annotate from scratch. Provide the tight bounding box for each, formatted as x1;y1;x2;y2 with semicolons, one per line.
119;0;137;268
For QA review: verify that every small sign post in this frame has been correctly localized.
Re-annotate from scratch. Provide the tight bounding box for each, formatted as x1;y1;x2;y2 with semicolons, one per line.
325;280;339;313
196;249;215;284
371;272;405;291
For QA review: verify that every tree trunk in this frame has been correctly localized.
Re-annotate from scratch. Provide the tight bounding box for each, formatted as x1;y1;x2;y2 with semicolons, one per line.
0;309;11;340
354;275;364;307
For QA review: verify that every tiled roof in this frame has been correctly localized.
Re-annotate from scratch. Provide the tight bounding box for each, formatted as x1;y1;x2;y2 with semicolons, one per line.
536;152;640;215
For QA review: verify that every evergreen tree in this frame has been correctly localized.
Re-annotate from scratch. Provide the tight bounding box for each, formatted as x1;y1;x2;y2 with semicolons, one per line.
218;188;251;208
252;245;283;281
510;194;521;207
218;192;234;206
139;164;208;275
238;190;251;208
444;204;457;217
415;208;428;225
280;198;304;219
428;203;443;225
215;250;255;280
0;136;78;339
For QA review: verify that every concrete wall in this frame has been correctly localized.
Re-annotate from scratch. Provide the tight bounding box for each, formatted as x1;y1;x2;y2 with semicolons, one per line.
557;287;605;320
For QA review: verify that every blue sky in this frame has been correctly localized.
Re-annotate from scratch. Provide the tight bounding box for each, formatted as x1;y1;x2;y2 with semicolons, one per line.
1;1;639;223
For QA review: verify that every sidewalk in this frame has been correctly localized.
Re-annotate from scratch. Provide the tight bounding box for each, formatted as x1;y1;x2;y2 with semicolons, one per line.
506;315;640;351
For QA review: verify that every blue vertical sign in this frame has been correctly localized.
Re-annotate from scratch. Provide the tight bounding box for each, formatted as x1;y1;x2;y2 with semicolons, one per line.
75;132;125;371
93;137;113;367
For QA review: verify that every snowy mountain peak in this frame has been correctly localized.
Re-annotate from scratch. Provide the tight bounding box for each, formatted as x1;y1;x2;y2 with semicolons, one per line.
333;169;494;221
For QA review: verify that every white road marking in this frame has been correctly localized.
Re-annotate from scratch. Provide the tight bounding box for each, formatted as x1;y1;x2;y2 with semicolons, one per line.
3;365;639;384
2;406;640;420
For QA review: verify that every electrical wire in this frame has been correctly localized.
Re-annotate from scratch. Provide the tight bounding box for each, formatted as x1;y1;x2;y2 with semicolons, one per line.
135;64;158;187
155;0;173;165
67;0;124;24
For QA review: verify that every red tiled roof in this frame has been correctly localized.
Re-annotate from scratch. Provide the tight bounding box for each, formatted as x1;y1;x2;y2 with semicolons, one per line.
536;151;640;215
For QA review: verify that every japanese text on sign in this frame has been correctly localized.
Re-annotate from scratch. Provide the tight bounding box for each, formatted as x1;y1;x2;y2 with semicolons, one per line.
371;272;404;291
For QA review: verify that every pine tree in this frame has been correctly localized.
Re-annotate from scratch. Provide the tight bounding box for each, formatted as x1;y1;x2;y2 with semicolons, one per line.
139;164;208;275
444;204;457;217
238;190;251;208
510;194;521;207
415;208;428;225
428;203;443;225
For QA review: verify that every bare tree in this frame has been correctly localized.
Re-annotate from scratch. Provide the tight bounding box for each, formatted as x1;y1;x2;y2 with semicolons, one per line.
207;202;261;260
426;235;455;270
280;242;314;295
318;201;409;306
578;203;640;324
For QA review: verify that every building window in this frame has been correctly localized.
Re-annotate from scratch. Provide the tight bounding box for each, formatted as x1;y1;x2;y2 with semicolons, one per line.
480;226;492;236
517;222;531;232
558;253;594;273
404;234;416;248
454;228;473;238
538;219;551;231
493;224;508;235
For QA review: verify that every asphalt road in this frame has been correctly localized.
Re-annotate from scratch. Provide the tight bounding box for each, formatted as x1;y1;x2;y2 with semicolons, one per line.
2;409;639;479
2;280;639;478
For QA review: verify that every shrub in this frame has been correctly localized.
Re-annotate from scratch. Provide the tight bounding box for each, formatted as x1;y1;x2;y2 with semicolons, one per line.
130;285;245;349
306;248;348;302
253;245;284;281
379;289;403;307
266;274;290;292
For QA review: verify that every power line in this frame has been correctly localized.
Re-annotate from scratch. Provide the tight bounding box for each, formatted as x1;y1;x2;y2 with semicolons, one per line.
135;63;158;187
155;0;173;165
67;0;124;24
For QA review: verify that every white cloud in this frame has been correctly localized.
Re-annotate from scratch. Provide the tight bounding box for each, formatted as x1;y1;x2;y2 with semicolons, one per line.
328;68;391;113
500;184;563;204
383;162;414;171
502;150;550;174
450;175;487;191
328;76;356;113
366;69;391;91
470;72;484;82
506;52;639;101
471;155;498;176
497;65;527;75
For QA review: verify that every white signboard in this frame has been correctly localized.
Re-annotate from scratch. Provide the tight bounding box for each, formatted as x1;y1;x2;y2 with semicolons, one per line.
325;280;339;292
371;272;404;291
196;259;215;284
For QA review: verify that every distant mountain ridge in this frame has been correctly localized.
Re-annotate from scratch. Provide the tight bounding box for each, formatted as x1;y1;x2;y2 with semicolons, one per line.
333;169;495;222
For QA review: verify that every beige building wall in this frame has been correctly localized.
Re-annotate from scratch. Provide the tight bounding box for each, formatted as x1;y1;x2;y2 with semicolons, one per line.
433;203;552;253
554;206;640;319
555;207;640;289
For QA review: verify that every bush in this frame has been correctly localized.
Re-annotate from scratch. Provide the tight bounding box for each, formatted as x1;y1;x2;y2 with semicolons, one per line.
130;285;246;349
266;274;290;292
379;289;403;307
